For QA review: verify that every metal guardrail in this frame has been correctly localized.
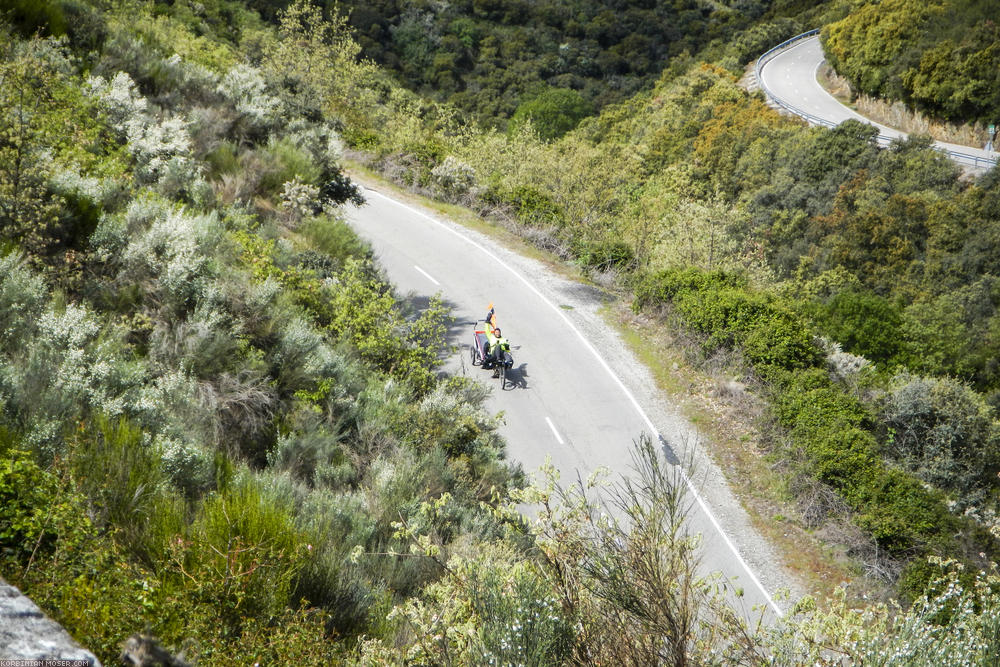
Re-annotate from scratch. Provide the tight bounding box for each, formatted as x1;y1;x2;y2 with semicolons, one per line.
754;30;998;170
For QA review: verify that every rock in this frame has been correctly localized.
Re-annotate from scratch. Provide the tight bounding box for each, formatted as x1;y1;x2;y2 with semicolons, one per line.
0;577;101;665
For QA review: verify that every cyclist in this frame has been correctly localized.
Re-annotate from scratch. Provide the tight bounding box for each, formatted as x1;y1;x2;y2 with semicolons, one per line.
487;327;511;377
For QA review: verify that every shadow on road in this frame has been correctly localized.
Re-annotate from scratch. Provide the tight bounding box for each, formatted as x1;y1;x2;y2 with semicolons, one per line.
508;363;529;390
656;433;681;466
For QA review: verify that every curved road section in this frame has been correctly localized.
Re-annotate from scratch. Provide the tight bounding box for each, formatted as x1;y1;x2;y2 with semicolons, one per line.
757;33;997;171
345;186;800;619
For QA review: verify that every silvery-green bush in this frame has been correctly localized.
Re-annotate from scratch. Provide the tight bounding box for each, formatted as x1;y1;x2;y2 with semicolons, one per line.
0;282;147;454
284;119;345;168
159;435;214;498
217;64;281;136
50;166;125;211
431;156;476;201
88;71;197;184
0;254;47;347
87;71;148;137
881;371;1000;510
279;178;322;228
121;206;223;314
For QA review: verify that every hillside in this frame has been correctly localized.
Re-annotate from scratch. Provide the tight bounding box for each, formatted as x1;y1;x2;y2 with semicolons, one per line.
326;0;818;133
2;0;1000;663
326;0;1000;620
822;0;1000;124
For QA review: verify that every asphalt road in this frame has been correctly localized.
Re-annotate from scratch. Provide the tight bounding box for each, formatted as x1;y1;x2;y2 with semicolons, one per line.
759;35;996;167
344;185;800;619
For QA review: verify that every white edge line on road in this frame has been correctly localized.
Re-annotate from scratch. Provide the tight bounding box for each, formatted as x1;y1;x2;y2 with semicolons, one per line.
545;417;565;445
365;188;783;617
413;264;440;286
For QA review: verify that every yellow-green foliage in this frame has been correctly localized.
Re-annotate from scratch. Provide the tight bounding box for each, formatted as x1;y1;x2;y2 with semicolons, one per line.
121;12;237;73
823;0;1000;122
6;0;1000;661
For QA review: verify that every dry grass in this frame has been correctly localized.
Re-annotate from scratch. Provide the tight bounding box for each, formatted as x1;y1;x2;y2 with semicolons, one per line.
815;65;990;149
816;64;854;108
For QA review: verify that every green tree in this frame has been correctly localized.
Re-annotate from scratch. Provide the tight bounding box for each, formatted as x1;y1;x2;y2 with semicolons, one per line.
0;38;65;258
509;87;594;141
810;289;905;367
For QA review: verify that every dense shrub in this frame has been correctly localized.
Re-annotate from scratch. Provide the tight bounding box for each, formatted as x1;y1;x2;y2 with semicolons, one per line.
880;372;1000;509
823;0;1000;123
775;369;961;556
0;448;91;567
635;268;976;566
8;0;1000;660
807;289;905;368
509;87;594;141
635;267;820;378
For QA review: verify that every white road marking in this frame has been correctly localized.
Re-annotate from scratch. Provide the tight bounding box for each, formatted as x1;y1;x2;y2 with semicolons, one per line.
365;188;783;617
545;417;565;445
413;264;440;286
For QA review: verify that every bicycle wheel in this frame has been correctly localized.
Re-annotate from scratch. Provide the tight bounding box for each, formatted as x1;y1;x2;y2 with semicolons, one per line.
470;343;479;366
499;364;507;390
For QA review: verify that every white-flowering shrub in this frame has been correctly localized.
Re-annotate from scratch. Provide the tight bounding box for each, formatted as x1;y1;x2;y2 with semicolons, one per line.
7;302;146;453
285;119;345;167
38;302;100;373
87;71;148;137
279;178;322;227
819;336;872;385
122;207;222;311
123;194;172;233
133;369;204;435
431;156;476;200
33;306;142;413
129;115;195;184
217;64;281;129
88;71;195;184
0;254;47;346
50;166;124;209
159;435;213;497
769;565;1000;665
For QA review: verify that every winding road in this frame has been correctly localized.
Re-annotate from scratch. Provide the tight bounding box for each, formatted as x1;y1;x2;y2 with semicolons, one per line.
344;184;800;619
757;34;997;170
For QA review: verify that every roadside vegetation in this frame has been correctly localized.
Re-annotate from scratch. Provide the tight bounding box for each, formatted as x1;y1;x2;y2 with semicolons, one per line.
2;0;1000;663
